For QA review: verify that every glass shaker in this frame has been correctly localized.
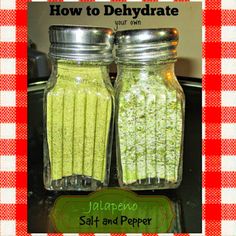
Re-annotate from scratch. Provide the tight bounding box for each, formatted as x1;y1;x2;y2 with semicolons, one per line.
115;28;185;190
44;25;114;190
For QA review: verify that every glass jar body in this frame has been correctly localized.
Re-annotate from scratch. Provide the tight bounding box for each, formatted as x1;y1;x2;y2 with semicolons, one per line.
115;63;185;190
44;60;114;190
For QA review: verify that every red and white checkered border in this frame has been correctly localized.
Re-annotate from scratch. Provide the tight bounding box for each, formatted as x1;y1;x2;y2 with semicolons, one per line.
1;0;236;235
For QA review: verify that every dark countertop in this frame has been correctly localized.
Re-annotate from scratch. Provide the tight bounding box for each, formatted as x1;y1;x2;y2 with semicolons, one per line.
28;77;202;233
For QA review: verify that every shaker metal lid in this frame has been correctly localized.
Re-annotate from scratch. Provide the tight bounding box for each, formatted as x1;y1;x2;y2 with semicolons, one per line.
49;25;114;63
115;28;179;63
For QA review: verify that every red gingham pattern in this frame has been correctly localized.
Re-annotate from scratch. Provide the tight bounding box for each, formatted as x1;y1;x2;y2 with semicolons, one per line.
0;0;235;235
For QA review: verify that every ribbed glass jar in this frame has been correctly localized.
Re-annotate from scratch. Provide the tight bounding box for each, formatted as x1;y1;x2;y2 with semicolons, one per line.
115;28;185;190
44;25;114;190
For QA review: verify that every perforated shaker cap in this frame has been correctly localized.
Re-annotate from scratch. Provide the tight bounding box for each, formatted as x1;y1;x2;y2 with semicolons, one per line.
49;25;114;63
115;28;179;64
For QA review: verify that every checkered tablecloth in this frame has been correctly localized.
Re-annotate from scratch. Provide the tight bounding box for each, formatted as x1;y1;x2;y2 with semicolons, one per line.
1;0;236;235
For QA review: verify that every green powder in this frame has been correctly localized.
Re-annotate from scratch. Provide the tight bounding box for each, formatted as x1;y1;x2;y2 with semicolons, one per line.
46;61;113;182
117;66;184;185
